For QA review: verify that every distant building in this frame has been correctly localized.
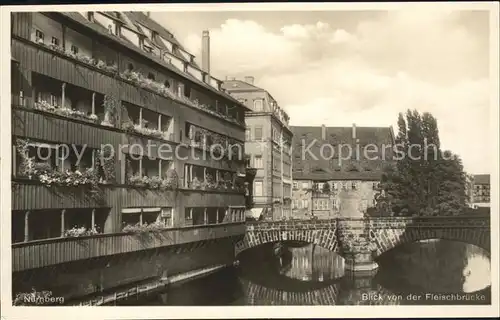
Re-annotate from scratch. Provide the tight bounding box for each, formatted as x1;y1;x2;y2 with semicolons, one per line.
291;125;395;219
223;77;293;220
472;174;490;208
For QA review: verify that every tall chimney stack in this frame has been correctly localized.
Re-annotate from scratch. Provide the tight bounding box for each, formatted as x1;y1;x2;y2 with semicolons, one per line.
321;124;326;140
202;30;210;74
244;76;254;85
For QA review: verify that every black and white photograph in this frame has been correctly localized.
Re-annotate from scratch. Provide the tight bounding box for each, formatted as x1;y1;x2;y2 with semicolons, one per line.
1;2;499;319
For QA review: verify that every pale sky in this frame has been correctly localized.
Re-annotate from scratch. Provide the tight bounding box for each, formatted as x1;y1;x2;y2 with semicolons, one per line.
151;9;491;174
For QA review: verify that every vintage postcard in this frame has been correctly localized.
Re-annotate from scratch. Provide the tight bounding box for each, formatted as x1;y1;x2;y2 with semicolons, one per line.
0;2;499;319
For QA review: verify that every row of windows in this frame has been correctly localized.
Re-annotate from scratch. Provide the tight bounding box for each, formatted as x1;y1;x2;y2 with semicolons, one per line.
184;207;245;225
292;199;309;209
292;181;380;191
245;126;263;141
12;205;244;243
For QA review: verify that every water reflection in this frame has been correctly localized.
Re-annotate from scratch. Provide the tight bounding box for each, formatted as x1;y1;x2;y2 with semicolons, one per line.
280;243;345;282
119;240;491;306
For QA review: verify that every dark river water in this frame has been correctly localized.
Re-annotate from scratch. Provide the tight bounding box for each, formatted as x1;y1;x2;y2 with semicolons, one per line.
118;240;491;306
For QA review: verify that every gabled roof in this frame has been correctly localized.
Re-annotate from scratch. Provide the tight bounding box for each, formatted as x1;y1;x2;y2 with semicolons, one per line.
222;79;264;92
291;125;394;180
474;174;490;185
124;12;200;68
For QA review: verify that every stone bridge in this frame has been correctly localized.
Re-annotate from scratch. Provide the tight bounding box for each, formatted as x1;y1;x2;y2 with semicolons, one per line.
235;216;490;273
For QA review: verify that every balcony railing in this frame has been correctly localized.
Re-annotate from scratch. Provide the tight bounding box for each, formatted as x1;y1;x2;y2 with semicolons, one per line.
12;222;245;272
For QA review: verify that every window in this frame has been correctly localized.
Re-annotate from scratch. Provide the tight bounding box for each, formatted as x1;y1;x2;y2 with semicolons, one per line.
253;156;263;169
108;24;114;34
293;181;298;189
254;99;263;112
254;181;263;197
70;45;79;54
184;86;191;98
49;94;58;107
147;72;155;80
127;63;134;71
245;128;251;141
185;208;193;220
35;29;44;43
254;126;263;141
160;207;173;227
51;37;59;47
164;80;171;88
352;181;357;190
302;200;309;209
301;182;309;189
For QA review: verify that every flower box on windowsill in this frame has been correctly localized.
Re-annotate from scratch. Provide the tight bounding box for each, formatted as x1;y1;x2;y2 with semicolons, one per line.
127;175;177;191
33;100;99;124
122;221;170;234
63;226;100;238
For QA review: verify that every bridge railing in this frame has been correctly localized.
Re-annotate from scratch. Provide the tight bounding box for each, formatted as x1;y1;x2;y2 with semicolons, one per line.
246;215;490;230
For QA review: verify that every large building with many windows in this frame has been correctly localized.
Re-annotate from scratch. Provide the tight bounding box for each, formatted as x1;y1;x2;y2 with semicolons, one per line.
222;77;293;220
291;125;395;219
10;11;250;302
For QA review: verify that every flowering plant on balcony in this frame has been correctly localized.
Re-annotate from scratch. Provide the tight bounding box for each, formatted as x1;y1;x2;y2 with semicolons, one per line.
131;123;165;139
37;168;99;187
128;174;176;190
63;225;99;238
122;220;168;234
16;139;101;196
95;59;118;73
33;100;98;123
189;177;202;189
202;174;217;190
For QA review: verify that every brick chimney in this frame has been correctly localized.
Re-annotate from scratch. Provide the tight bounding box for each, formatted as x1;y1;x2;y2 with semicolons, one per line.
244;76;254;85
352;123;357;139
145;12;150;17
321;124;326;140
202;30;210;74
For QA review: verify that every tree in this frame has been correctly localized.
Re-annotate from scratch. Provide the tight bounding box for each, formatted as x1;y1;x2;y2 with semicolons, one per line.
377;110;467;216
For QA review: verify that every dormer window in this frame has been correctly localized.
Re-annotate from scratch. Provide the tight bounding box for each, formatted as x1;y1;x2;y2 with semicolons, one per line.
51;37;60;47
164;80;171;88
35;29;44;43
143;44;153;53
151;31;158;41
71;45;79;54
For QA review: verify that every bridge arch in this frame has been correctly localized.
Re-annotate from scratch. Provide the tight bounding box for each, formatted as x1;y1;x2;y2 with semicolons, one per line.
369;217;490;258
235;221;339;257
